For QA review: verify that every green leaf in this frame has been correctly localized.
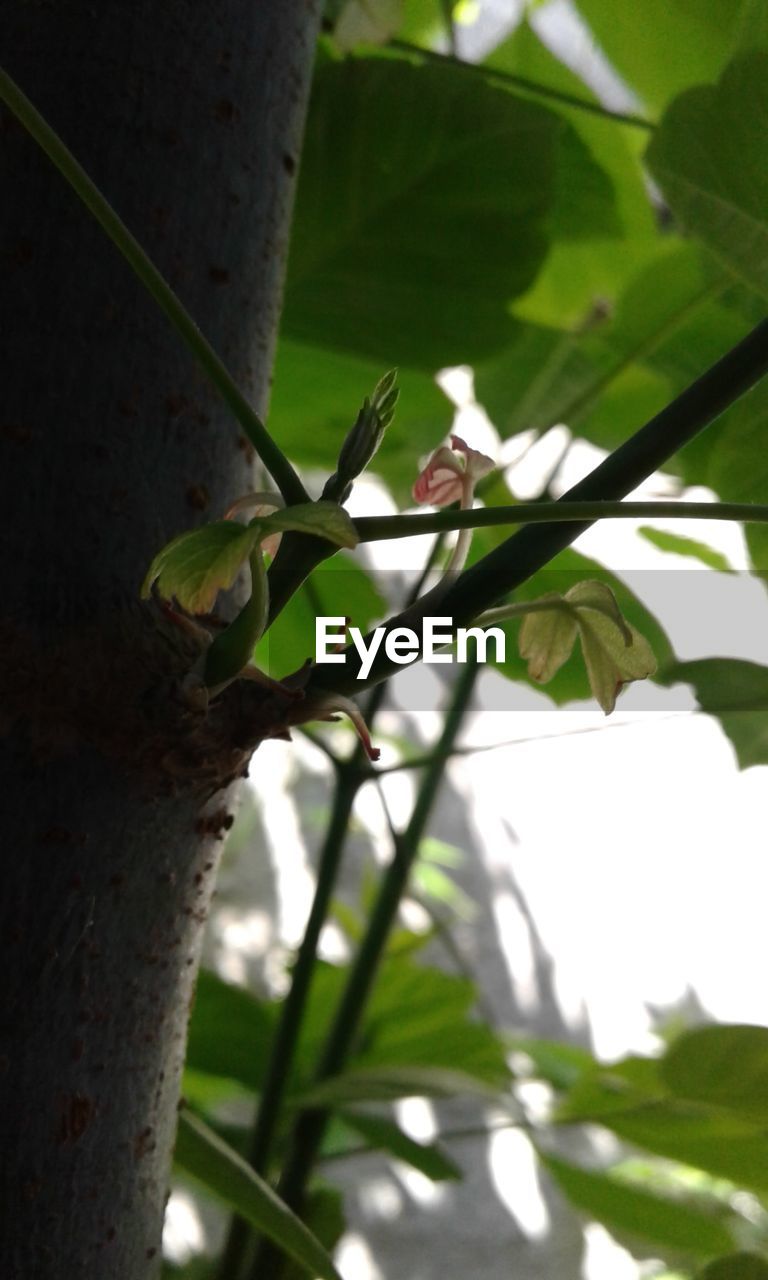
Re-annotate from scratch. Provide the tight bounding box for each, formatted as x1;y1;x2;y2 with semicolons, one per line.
508;1036;599;1092
575;0;745;113
590;1102;768;1193
340;1111;461;1181
281;1187;346;1280
284;53;619;368
542;1152;734;1257
662;1025;768;1121
141;522;258;614
185;968;276;1092
637;527;733;573
255;555;385;680
173;1110;343;1280
647;53;768;302
660;659;768;769
486;19;656;328
296;1065;503;1107
697;1255;768;1280
261;501;359;549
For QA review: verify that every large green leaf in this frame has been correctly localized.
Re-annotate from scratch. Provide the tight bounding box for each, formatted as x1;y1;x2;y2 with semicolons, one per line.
173;1111;343;1280
283;52;619;369
697;1256;768;1280
474;244;746;454
575;0;747;113
255;554;386;680
542;1152;734;1257
485;20;656;328
660;658;768;769
185;968;276;1091
662;1025;768;1120
647;54;768;302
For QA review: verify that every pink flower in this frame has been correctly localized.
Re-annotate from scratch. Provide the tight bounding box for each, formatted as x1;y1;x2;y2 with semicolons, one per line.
413;435;494;508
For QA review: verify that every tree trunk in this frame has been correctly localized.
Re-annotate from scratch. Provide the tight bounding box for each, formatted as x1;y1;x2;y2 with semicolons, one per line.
0;3;321;1275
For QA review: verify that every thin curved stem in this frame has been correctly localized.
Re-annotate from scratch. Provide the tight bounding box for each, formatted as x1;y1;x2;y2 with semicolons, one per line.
388;38;654;131
0;66;308;506
354;499;768;542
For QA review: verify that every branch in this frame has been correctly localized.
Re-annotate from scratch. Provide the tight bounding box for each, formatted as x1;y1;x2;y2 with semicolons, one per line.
253;661;480;1269
388;38;654;131
306;317;768;697
0;66;308;507
354;499;768;542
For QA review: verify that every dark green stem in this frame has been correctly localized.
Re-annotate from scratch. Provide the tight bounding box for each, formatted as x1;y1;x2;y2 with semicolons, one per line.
307;317;768;696
388;38;654;131
218;764;361;1280
251;661;478;1278
0;65;307;506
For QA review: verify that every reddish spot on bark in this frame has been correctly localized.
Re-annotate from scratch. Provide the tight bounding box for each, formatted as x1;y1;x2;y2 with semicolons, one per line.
282;152;296;174
1;422;36;444
146;1248;158;1260
164;392;191;419
214;98;239;123
108;872;125;888
134;1127;154;1159
186;483;210;511
56;1092;95;1145
105;1226;117;1243
39;825;86;845
69;873;84;891
209;265;230;285
195;808;234;838
71;1039;85;1062
13;237;35;265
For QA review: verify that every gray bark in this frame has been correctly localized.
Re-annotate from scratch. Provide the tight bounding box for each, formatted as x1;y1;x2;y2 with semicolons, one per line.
0;2;321;1275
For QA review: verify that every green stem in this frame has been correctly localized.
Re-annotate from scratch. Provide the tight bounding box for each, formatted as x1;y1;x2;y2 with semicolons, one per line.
253;661;479;1279
0;65;307;506
217;764;362;1280
354;499;768;542
388;38;654;131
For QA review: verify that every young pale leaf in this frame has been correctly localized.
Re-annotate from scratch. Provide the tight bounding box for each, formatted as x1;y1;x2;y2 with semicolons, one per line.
142;522;258;614
542;1152;734;1257
518;594;578;683
576;615;657;714
174;1110;343;1280
565;580;632;644
260;501;359;549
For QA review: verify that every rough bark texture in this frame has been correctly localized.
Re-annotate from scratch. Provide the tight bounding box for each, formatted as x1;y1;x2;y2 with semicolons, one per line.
0;3;321;1275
